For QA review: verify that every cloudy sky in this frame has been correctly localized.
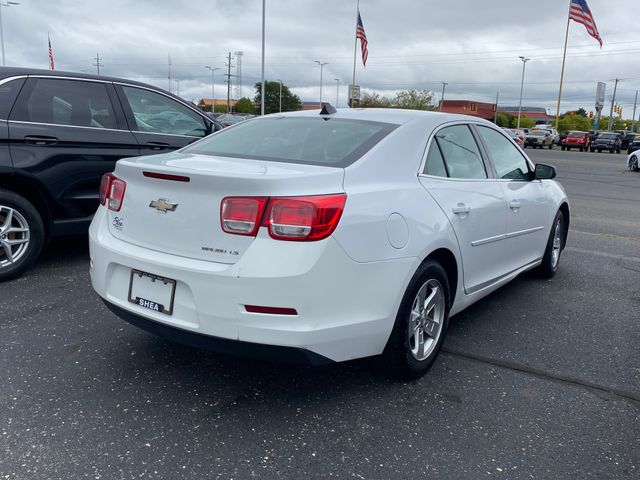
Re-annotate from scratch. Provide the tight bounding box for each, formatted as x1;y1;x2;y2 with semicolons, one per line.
3;0;638;116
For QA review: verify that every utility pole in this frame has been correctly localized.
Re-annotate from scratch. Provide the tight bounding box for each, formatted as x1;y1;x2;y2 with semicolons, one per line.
0;2;20;67
607;78;620;131
176;79;180;97
517;56;530;130
225;52;236;113
315;61;328;106
494;91;499;124
334;78;340;107
168;54;172;93
205;66;220;112
631;90;638;131
93;53;103;75
439;82;448;112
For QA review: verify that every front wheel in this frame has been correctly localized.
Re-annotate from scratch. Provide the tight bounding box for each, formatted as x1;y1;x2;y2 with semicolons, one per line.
561;146;566;151
579;146;584;152
548;143;553;149
629;155;639;172
536;210;565;279
381;260;450;379
0;189;45;282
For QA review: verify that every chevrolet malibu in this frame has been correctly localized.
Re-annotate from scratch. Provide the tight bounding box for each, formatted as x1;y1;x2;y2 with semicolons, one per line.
89;108;569;378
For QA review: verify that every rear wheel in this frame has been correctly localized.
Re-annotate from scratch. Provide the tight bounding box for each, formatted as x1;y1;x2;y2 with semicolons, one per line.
548;143;553;149
0;190;45;282
536;210;564;279
381;260;450;379
579;146;584;152
629;155;639;172
561;146;566;151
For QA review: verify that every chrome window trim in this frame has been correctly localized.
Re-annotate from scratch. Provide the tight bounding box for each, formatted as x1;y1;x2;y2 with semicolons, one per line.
8;119;129;133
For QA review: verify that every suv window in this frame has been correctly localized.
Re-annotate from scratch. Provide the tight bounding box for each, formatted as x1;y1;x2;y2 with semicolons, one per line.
121;86;207;137
434;125;486;179
11;78;117;129
0;78;25;119
477;126;530;180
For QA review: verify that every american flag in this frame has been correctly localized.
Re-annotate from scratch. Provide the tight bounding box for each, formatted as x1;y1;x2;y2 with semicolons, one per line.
569;0;602;47
48;34;55;70
356;10;368;66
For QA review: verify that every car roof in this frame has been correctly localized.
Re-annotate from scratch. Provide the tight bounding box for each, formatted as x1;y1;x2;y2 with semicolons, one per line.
266;107;489;128
0;66;174;97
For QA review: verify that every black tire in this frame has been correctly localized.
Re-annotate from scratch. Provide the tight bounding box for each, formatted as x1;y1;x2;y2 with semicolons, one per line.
609;148;614;154
548;143;553;149
598;149;602;153
0;189;45;282
536;210;565;279
561;146;566;151
380;260;450;379
617;148;621;154
579;146;584;152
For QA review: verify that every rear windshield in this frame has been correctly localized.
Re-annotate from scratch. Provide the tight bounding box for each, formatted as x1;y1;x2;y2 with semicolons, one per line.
598;133;616;139
184;117;397;167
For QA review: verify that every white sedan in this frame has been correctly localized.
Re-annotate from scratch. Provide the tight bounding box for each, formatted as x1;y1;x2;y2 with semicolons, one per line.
89;107;569;378
628;150;639;172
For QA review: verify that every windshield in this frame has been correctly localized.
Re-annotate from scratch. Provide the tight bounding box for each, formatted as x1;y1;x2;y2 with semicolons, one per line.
530;131;546;136
598;133;616;139
567;132;584;138
184;117;397;167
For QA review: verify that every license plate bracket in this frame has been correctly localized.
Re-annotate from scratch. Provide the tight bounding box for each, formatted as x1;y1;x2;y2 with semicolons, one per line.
127;269;176;316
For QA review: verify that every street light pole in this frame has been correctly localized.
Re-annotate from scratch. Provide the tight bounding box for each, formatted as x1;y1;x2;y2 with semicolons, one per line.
0;2;20;67
277;79;282;112
205;66;220;112
517;56;530;130
334;78;340;107
314;61;328;106
260;0;266;116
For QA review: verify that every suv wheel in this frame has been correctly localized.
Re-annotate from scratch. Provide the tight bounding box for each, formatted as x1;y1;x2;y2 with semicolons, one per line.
0;189;45;282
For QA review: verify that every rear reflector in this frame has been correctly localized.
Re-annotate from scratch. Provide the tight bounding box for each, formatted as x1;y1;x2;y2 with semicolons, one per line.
143;171;191;182
220;197;268;236
245;305;298;315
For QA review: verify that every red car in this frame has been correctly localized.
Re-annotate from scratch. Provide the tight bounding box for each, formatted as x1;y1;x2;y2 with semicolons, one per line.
562;131;591;152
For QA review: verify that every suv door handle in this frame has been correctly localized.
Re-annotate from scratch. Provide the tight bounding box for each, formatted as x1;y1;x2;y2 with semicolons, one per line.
509;200;521;210
145;141;171;150
24;135;59;146
452;204;471;215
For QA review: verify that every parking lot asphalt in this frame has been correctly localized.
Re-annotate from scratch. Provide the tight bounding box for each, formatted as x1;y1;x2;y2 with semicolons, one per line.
1;149;639;480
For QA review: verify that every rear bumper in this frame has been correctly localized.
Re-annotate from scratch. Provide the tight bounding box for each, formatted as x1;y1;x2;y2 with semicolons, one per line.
89;206;417;363
102;299;332;365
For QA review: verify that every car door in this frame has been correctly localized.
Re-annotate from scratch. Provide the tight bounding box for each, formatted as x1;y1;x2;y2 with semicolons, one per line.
114;84;213;155
418;124;509;294
475;125;551;270
7;77;140;231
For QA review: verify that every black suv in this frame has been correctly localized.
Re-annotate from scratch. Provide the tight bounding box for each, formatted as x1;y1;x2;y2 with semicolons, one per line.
628;134;640;155
590;132;622;153
0;67;222;281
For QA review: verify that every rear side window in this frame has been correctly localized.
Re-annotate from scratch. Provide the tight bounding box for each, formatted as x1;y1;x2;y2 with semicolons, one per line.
11;78;117;129
121;86;207;137
185;117;397;167
434;125;486;179
0;78;25;119
423;141;448;177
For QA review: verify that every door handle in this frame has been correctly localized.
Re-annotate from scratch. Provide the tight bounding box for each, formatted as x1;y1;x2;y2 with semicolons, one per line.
24;135;59;146
145;141;171;150
509;200;521;210
452;204;471;215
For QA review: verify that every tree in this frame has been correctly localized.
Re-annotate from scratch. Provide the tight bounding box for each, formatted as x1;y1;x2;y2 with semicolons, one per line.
253;81;302;114
509;115;535;129
495;112;512;128
360;91;392;108
235;97;257;114
393;89;435;110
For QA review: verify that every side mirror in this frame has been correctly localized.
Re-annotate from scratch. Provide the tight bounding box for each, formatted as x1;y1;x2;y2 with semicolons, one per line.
535;163;556;180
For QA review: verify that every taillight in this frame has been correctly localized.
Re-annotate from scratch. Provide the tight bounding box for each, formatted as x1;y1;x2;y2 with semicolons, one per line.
220;197;268;236
220;194;346;241
264;194;346;241
99;172;126;212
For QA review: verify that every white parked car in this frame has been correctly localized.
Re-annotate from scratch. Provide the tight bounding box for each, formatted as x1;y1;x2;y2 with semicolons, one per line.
628;150;639;172
89;107;570;378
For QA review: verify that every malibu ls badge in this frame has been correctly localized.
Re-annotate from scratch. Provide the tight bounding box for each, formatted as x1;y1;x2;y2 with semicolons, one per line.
149;198;178;213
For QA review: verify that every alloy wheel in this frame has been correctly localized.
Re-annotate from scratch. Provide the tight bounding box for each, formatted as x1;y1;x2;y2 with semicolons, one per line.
0;206;31;269
408;279;445;361
551;219;562;269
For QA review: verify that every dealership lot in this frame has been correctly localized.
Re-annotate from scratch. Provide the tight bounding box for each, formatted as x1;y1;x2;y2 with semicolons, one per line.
1;149;638;479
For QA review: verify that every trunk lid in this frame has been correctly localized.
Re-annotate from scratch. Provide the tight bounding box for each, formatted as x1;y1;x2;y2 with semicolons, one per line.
108;151;344;264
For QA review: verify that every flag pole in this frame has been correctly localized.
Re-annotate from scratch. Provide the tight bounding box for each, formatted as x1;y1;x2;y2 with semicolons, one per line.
554;4;571;129
350;0;359;107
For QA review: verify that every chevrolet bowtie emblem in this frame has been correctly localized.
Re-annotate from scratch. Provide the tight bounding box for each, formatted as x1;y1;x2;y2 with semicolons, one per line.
149;198;178;213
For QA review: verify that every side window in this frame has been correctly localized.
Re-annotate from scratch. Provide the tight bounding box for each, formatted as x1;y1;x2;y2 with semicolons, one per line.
0;78;25;119
423;140;448;177
477;126;531;180
11;78;117;129
435;125;486;179
121;86;206;137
